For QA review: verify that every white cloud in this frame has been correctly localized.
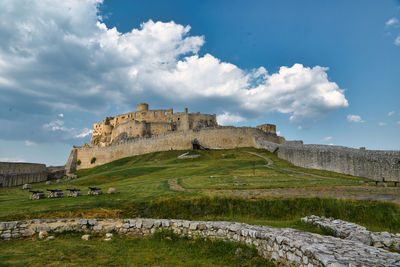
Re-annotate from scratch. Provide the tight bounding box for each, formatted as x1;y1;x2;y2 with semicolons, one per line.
76;128;93;138
386;18;399;27
276;131;281;135
378;122;386;126
323;136;332;141
217;112;245;125
25;140;37;146
347;114;365;123
388;111;395;116
0;157;26;163
43;118;92;140
43;119;66;132
397;121;400;125
0;0;349;145
395;36;400;46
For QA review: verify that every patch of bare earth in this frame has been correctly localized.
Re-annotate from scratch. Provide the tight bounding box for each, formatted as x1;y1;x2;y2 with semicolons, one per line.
168;178;185;191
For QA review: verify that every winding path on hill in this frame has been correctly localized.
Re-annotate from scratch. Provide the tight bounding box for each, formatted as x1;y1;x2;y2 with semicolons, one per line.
245;151;274;167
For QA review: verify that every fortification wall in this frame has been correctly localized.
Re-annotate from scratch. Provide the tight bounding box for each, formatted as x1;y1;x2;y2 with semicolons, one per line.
73;127;279;169
277;144;400;182
0;162;47;187
1;218;399;266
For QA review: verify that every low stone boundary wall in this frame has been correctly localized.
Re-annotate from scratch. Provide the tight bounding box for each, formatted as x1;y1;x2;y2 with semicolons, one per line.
1;218;399;266
301;215;400;252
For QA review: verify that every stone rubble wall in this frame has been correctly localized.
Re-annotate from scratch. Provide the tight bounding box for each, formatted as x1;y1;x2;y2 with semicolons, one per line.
0;162;48;187
255;140;400;182
1;218;399;266
301;215;400;252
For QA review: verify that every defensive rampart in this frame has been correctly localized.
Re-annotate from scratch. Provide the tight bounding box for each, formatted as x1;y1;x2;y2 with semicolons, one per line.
1;218;399;266
68;127;280;171
276;144;400;182
0;162;48;187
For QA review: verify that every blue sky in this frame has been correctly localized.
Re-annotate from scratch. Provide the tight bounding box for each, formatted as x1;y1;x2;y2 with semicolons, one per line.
0;0;399;166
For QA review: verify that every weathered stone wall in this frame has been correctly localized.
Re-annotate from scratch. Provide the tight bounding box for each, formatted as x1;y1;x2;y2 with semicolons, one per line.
0;162;47;187
276;144;400;182
74;127;280;169
257;124;277;135
1;218;399;266
302;215;400;252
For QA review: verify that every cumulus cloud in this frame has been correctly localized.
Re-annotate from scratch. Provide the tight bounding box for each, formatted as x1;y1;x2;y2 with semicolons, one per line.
388;111;395;116
216;112;245;125
395;36;400;46
0;0;349;144
386;18;399;27
76;128;93;138
323;136;332;141
378;122;386;126
347;114;365;123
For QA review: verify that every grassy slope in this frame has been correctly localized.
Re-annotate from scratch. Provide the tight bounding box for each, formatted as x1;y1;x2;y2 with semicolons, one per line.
0;148;399;233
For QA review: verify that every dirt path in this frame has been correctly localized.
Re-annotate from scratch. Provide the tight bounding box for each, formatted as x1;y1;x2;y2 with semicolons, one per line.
245;151;274;167
168;178;185;191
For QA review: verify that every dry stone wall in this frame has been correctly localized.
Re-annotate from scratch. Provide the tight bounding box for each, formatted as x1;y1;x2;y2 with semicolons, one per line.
301;215;400;252
276;144;400;182
0;162;47;187
1;218;399;266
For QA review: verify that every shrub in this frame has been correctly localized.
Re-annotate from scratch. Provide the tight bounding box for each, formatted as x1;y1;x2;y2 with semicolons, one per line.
90;157;96;164
76;159;81;166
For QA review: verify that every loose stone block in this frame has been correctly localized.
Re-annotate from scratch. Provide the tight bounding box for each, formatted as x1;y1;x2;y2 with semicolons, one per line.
22;184;31;190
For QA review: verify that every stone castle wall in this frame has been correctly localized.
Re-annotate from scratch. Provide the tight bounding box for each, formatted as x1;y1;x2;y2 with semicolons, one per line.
90;104;218;147
70;127;280;170
276;144;400;182
0;162;48;187
1;218;399;266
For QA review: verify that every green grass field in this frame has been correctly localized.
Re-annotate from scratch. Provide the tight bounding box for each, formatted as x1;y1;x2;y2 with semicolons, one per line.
0;231;275;267
0;148;398;232
1;148;399;265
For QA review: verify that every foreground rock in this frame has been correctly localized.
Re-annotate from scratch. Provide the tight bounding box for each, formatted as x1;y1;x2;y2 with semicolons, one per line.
22;184;31;190
81;234;90;241
302;215;400;252
107;188;117;194
1;218;399;266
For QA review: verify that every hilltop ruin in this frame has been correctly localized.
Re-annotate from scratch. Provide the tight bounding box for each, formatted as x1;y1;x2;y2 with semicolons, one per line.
63;103;400;184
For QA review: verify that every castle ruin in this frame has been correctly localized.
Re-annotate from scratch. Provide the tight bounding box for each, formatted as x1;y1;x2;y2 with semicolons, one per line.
65;103;400;183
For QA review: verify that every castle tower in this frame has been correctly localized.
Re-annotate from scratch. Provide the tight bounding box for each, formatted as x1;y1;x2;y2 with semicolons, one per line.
137;103;149;112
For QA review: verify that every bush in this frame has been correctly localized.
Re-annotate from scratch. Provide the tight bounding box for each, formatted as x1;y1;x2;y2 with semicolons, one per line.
90;157;96;164
76;159;81;166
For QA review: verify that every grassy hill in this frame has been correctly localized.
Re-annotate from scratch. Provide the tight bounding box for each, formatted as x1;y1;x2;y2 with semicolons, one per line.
1;148;399;266
0;148;399;233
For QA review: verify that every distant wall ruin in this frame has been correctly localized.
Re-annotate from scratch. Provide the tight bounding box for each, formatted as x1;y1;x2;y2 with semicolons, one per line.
276;144;400;182
0;162;48;187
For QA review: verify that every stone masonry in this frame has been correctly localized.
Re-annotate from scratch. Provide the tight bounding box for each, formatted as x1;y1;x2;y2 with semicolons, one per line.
301;215;400;252
1;218;399;266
